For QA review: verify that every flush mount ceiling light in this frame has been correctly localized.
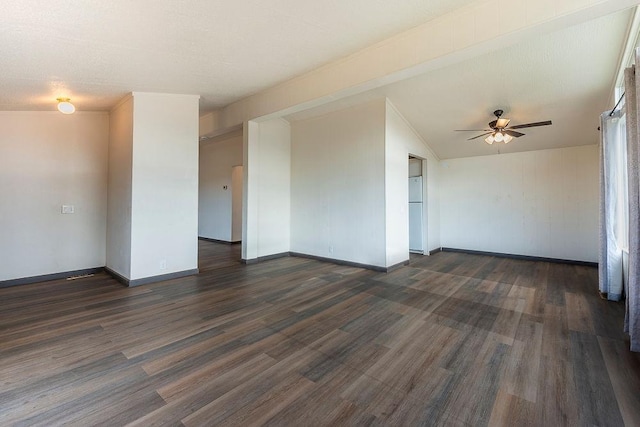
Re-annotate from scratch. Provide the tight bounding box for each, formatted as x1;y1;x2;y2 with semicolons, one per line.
56;98;75;114
455;109;552;145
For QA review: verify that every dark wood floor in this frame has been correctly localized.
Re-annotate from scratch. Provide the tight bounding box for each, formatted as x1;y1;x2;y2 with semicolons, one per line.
2;241;640;426
197;240;242;272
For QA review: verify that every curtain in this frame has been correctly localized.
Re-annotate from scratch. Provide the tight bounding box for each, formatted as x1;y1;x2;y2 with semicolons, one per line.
599;110;625;301
624;58;640;352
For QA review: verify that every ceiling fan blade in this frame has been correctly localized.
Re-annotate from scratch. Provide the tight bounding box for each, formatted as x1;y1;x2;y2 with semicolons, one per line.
509;120;552;129
455;129;492;132
467;132;493;141
504;130;525;138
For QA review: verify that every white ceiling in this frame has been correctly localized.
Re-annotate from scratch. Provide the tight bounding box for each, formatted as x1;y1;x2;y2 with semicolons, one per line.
0;0;476;112
286;9;633;159
2;2;633;159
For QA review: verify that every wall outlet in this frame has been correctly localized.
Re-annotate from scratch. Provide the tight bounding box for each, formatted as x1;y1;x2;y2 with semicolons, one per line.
159;259;167;270
328;246;333;254
61;205;74;214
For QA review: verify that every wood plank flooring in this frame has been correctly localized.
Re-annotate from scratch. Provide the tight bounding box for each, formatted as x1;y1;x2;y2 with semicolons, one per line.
1;241;640;426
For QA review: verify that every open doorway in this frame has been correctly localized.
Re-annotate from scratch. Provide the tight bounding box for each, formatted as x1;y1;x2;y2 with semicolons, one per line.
409;156;425;254
198;129;244;270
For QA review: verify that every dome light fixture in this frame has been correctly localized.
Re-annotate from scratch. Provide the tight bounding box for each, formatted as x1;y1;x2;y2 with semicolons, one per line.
56;98;75;114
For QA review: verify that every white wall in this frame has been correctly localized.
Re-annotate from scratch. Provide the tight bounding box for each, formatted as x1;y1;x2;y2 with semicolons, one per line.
0;112;109;281
243;119;291;260
291;100;387;267
440;145;599;262
199;131;243;242
385;101;441;266
129;93;200;280
107;97;134;278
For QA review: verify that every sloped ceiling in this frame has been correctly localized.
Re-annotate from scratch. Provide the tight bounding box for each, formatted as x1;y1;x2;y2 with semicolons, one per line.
286;9;633;159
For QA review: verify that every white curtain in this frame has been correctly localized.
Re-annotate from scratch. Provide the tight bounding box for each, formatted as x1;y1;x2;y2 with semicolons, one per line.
599;110;626;301
624;58;640;352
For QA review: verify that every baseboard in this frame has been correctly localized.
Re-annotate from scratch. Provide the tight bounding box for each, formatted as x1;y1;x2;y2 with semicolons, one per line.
105;267;199;287
440;247;598;267
104;267;129;286
289;252;391;272
240;251;394;272
0;267;105;288
198;237;241;245
241;252;291;264
386;259;411;272
429;247;443;255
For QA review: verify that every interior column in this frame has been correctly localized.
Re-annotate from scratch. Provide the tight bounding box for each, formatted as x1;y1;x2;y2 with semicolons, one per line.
106;92;200;286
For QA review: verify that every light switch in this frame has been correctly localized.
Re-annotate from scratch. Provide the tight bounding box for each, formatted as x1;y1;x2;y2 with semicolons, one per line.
61;205;75;214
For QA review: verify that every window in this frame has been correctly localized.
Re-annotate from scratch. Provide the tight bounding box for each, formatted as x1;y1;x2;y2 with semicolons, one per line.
612;112;629;252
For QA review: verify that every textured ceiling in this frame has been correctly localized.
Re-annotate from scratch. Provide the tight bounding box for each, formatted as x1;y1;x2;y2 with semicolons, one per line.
0;0;475;112
286;9;633;159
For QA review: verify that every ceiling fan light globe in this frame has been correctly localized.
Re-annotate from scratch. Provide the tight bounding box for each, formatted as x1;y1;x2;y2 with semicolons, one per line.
485;135;494;145
494;132;504;142
504;134;513;144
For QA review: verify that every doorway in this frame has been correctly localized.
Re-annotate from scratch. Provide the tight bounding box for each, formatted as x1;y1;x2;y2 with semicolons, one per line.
409;156;425;254
197;129;244;268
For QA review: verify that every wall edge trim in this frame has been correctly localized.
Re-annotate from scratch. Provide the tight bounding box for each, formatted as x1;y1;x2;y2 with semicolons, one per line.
0;267;105;288
290;252;390;272
441;247;598;267
241;252;291;264
105;267;199;287
198;237;241;245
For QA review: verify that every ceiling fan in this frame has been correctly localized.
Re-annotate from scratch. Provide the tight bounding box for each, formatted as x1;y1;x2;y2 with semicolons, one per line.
456;109;552;145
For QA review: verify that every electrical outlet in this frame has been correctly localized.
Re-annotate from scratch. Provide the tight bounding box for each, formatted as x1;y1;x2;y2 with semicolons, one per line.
61;205;74;214
159;259;167;270
328;246;333;254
